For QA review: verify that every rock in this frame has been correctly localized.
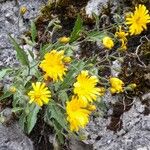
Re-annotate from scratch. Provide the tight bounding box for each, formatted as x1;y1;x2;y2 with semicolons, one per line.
111;60;122;77
0;1;44;149
85;0;109;17
85;98;150;150
0;108;34;150
142;93;150;102
0;123;34;150
0;0;44;68
69;137;93;150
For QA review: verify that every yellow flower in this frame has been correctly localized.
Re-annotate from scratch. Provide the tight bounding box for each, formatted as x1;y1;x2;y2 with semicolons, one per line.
126;4;150;35
20;6;27;15
9;86;16;93
40;50;71;82
59;36;70;44
115;26;128;41
102;36;114;49
43;73;49;81
87;104;96;111
63;56;72;63
66;96;96;132
73;70;100;104
109;77;124;94
99;87;106;96
118;39;127;51
28;82;51;107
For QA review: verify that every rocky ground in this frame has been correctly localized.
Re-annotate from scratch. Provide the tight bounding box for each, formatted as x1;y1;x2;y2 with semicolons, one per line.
0;0;45;68
85;94;150;150
0;0;150;150
0;0;44;149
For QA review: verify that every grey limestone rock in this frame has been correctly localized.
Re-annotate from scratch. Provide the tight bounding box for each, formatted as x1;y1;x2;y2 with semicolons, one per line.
85;0;110;17
0;108;34;150
0;0;44;68
0;123;34;150
86;98;150;150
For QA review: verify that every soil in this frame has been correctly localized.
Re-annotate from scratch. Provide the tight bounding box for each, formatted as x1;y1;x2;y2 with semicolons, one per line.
29;113;54;150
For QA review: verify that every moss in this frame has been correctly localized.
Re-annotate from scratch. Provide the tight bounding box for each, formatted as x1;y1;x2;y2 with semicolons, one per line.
132;0;149;4
35;0;95;32
139;40;150;63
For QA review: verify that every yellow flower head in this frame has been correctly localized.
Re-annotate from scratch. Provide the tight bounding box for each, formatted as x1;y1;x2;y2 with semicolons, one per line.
28;82;51;107
102;36;114;49
73;70;100;104
115;26;128;41
9;86;17;93
63;56;72;63
66;96;96;132
40;50;71;82
118;39;127;51
126;4;150;35
109;77;124;94
59;36;70;44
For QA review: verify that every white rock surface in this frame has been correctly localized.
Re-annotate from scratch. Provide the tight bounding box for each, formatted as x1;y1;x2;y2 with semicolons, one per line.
85;0;109;17
0;0;43;68
0;108;34;150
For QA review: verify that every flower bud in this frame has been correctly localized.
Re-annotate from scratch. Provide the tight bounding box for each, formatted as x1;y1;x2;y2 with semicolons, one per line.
20;6;27;15
59;36;70;44
9;86;16;93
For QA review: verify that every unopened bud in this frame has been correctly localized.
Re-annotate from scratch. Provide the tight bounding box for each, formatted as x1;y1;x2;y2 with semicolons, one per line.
20;6;27;15
9;86;16;93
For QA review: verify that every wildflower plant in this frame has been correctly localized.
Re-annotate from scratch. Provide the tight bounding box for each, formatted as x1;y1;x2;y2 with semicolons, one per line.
126;4;150;35
0;8;141;145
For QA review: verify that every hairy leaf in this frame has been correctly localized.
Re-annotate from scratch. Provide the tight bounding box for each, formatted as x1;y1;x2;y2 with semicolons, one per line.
0;91;12;101
70;15;83;43
31;21;37;43
48;102;67;130
9;35;29;66
0;69;11;80
27;105;40;134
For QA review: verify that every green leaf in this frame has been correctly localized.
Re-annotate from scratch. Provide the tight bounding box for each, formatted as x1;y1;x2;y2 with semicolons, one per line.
93;13;100;30
70;15;83;43
48;102;67;130
27;105;40;134
40;43;52;58
22;36;34;46
87;31;106;41
56;131;64;144
12;96;20;108
31;21;37;43
0;91;12;101
12;107;23;113
28;50;34;60
53;120;65;144
9;35;29;66
58;90;68;102
60;60;85;89
19;112;27;131
0;69;11;80
90;67;99;76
